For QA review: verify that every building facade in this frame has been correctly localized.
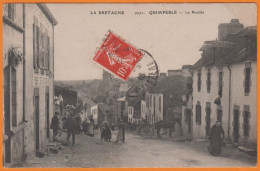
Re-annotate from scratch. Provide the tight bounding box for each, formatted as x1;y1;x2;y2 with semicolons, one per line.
145;92;163;124
3;3;57;165
192;19;257;146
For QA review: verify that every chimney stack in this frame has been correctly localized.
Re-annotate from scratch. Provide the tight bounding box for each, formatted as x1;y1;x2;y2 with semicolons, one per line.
218;19;244;41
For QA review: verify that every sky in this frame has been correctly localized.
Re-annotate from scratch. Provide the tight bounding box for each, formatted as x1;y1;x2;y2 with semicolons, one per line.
46;3;257;81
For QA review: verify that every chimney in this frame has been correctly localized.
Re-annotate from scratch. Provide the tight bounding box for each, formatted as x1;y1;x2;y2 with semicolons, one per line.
218;19;244;41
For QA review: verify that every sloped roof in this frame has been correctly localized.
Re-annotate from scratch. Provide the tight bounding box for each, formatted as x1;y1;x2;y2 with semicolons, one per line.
148;75;186;95
84;98;96;106
193;26;256;69
199;40;235;51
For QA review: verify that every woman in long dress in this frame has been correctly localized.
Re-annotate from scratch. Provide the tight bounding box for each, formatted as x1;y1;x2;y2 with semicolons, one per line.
115;120;124;143
87;115;94;137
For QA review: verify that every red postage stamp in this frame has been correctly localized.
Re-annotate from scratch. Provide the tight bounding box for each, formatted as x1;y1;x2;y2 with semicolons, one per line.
92;31;143;81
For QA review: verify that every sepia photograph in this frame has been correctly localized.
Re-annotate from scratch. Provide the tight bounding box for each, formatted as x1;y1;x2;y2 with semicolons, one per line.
2;2;257;168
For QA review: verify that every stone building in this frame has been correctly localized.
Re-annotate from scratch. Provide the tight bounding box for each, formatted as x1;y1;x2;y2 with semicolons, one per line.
192;19;256;146
3;3;57;165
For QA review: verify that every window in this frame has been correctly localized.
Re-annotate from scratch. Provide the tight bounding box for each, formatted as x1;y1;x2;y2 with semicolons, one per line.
218;72;223;97
195;103;201;125
197;70;201;92
244;63;251;94
206;69;211;93
11;67;17;127
33;17;50;73
217;108;222;123
7;4;16;21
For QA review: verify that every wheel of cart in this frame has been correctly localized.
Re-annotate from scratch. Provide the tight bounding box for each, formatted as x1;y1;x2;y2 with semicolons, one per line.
137;123;155;138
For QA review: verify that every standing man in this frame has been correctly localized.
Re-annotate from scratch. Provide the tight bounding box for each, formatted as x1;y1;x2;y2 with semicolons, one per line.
121;115;126;143
66;111;77;146
51;112;60;140
209;120;225;156
75;114;82;134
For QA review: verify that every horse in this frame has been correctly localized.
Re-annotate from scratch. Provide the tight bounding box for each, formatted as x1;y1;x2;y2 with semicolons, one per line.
154;119;181;138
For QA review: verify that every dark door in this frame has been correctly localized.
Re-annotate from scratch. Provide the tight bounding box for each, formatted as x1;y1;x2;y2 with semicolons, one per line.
4;67;11;163
34;95;40;152
205;108;211;136
233;110;239;143
46;93;50;139
187;109;192;134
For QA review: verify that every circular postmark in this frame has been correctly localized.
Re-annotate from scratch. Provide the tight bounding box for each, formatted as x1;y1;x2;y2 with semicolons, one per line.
110;49;159;94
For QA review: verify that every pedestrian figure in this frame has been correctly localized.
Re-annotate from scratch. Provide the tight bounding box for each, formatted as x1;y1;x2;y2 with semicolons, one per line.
75;114;82;134
121;116;126;143
66;112;77;146
87;115;94;137
82;117;90;135
50;112;60;140
208;120;225;156
101;121;111;142
115;119;124;143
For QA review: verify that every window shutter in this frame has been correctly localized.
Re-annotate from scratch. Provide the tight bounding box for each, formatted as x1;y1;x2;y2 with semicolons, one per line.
33;22;36;69
41;28;44;70
43;32;46;69
39;24;43;69
36;24;40;69
38;25;41;68
13;4;16;22
46;29;50;70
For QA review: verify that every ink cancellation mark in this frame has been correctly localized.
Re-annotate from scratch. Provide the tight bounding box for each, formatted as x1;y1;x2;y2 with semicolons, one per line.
110;49;159;95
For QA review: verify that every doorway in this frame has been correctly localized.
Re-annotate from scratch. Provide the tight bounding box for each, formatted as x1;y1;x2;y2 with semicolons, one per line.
185;109;192;134
34;89;40;152
4;67;11;163
45;91;50;139
205;108;211;136
233;109;240;143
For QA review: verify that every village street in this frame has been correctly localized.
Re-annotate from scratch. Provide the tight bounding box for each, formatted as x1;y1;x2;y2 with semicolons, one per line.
25;130;257;168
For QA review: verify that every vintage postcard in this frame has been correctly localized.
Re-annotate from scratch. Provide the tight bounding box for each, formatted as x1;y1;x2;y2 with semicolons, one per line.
1;2;258;168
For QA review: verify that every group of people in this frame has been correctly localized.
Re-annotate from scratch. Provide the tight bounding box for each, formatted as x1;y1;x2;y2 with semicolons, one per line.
100;119;125;143
51;111;95;146
52;111;225;156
